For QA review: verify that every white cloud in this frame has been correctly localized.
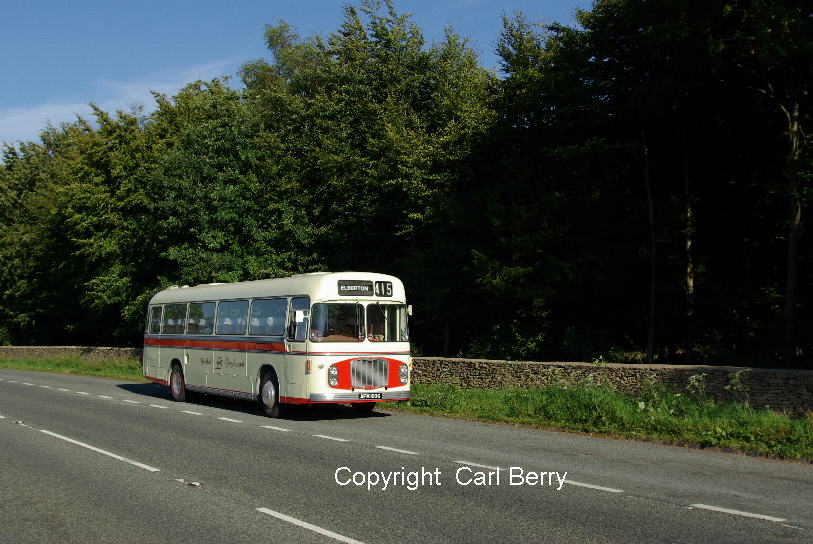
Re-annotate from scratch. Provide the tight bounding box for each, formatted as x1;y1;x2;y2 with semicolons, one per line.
0;57;242;146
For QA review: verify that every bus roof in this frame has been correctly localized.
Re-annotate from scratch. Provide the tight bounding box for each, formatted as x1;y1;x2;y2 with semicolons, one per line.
148;272;406;305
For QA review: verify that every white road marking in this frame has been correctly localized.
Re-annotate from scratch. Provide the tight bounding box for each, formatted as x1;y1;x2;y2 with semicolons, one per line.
690;504;785;522
313;434;349;442
76;392;89;395
256;507;365;544
261;425;291;432
782;524;804;530
40;385;52;389
565;480;624;493
8;380;18;383
23;382;34;386
454;460;501;471
57;388;69;392
376;446;418;455
122;400;140;404
39;429;160;472
149;404;169;409
181;410;202;415
0;415;5;419
98;395;112;399
218;417;242;423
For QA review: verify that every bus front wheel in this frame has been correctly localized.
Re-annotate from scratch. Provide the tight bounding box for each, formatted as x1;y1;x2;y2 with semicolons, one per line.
259;371;281;418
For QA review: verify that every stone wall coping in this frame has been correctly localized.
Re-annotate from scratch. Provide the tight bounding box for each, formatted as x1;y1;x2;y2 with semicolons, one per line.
413;357;813;376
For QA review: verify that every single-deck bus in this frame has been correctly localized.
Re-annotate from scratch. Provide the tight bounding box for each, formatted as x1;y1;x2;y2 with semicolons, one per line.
143;272;411;416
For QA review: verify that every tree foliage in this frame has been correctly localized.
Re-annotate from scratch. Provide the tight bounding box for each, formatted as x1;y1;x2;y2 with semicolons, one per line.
0;0;810;367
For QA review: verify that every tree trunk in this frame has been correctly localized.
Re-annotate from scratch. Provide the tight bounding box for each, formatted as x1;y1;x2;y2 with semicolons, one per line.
683;130;694;364
783;99;802;365
642;129;656;364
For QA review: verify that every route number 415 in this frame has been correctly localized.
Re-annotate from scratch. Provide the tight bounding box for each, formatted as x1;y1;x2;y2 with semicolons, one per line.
374;281;393;297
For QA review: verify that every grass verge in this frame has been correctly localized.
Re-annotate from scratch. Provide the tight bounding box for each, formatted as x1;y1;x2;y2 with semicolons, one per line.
383;383;813;460
0;356;147;382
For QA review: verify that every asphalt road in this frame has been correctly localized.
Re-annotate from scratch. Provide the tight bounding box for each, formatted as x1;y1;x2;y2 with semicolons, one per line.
1;368;811;543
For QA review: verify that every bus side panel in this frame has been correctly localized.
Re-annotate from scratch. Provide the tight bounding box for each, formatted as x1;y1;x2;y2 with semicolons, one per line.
143;343;160;381
161;344;185;384
282;352;307;402
247;351;285;396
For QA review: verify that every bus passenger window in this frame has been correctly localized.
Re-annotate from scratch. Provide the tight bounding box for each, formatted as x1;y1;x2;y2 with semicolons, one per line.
215;300;249;335
162;303;187;334
187;302;215;334
250;299;286;336
148;306;162;334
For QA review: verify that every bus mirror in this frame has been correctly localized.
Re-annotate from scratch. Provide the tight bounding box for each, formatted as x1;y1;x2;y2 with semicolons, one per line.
407;305;413;316
295;310;305;323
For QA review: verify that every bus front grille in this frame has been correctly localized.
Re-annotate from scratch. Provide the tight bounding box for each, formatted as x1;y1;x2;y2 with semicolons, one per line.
351;358;389;389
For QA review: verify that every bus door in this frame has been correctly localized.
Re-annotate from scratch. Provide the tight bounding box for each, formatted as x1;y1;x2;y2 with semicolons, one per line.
284;297;310;400
212;300;249;392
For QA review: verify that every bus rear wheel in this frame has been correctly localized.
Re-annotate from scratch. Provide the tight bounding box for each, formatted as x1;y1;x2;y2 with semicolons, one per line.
169;364;186;402
351;402;376;415
259;371;281;418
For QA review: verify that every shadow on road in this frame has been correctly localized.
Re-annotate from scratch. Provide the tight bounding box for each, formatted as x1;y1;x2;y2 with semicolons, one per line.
115;382;390;421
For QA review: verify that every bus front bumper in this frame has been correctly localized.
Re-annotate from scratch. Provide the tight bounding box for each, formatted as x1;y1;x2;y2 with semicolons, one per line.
309;390;411;402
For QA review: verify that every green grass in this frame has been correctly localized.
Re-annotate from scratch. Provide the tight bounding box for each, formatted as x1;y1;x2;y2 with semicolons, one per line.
3;356;810;459
0;356;147;382
383;383;813;460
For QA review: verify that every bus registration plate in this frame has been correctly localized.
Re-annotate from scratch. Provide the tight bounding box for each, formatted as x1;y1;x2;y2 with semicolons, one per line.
358;393;382;400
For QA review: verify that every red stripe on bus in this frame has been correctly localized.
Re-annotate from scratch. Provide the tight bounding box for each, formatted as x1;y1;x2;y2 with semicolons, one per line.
146;376;168;386
143;338;286;352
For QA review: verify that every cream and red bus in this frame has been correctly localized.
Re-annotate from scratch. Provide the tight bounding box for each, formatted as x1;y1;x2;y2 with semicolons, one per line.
143;272;411;416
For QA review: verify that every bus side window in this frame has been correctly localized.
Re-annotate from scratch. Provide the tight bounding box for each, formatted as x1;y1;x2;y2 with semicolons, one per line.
162;303;187;334
188;302;215;334
148;306;162;334
287;297;309;342
215;300;249;335
250;298;287;336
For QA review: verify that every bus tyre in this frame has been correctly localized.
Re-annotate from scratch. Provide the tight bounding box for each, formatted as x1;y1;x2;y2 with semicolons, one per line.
351;402;376;415
259;371;281;418
169;365;186;402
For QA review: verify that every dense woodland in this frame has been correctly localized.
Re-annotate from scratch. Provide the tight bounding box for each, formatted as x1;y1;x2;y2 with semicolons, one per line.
1;0;811;368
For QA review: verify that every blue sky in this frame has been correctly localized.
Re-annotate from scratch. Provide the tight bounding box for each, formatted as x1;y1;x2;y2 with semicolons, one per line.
1;0;590;146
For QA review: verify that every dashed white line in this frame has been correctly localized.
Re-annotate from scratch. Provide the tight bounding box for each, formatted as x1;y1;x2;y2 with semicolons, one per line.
40;385;52;389
76;392;90;395
8;380;18;383
149;404;169;409
0;415;5;419
98;395;112;399
22;382;34;386
122;400;141;404
181;410;203;416
57;388;69;392
690;504;785;523
565;480;624;493
218;417;242;423
313;434;349;442
376;446;418;455
256;507;365;544
261;425;291;432
39;429;160;472
454;460;501;471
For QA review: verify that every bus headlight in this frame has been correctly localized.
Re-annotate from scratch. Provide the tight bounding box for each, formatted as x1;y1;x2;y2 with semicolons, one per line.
328;365;339;387
399;363;409;385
